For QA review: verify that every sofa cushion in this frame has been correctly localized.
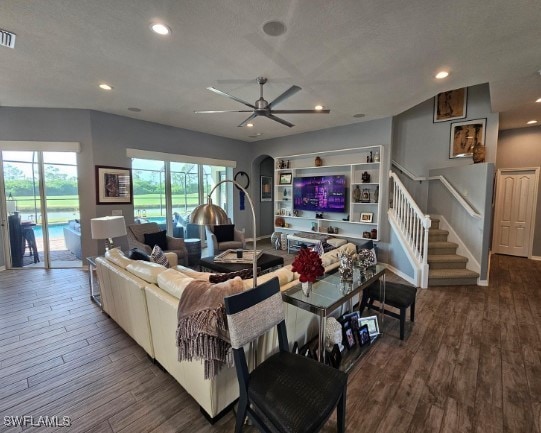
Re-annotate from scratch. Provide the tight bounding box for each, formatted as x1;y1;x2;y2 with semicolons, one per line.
175;265;211;281
157;268;194;299
212;224;234;242
327;238;347;248
144;230;167;251
209;268;255;283
105;248;134;269
150;245;170;268
128;248;150;261
126;261;167;284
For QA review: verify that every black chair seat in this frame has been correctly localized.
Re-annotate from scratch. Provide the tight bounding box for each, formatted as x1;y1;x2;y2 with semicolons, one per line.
367;282;416;308
249;351;348;433
361;282;417;340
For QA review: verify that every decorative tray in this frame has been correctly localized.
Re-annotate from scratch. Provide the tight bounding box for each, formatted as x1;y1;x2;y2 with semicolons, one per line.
213;249;263;263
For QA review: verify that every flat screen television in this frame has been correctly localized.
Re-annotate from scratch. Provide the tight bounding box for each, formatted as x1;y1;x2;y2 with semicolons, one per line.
293;175;346;213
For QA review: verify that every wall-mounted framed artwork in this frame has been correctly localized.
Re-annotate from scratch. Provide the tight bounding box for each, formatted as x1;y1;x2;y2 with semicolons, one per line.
449;118;486;159
95;165;133;204
434;88;467;122
260;176;273;201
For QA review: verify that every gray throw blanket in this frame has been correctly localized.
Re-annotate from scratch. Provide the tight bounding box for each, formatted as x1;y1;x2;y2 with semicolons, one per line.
176;277;244;379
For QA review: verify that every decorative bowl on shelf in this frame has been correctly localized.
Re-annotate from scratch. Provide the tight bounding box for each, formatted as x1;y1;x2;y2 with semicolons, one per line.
275;216;285;227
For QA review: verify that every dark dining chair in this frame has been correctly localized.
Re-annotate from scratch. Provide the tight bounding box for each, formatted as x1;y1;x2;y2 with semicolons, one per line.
224;277;348;433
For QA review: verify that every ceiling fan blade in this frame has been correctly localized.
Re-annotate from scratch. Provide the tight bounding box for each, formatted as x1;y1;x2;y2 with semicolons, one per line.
266;113;295;128
268;85;301;109
194;110;254;113
237;113;258;128
207;87;256;109
271;109;331;114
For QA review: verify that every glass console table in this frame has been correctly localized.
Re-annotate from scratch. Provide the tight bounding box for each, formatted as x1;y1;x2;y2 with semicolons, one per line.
281;264;385;370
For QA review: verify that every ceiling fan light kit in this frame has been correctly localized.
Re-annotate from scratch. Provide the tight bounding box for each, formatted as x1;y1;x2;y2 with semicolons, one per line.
194;77;330;128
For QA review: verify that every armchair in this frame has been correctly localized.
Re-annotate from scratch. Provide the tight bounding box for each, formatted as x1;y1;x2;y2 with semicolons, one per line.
205;223;245;255
127;222;188;265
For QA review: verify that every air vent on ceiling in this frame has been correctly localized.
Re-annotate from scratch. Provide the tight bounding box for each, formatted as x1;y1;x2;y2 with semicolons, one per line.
0;29;16;49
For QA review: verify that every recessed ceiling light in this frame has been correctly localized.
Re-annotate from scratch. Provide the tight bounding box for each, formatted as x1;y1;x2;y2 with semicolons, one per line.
99;83;113;90
128;107;142;112
262;20;286;36
435;71;449;79
246;123;254;127
151;23;171;35
353;113;365;118
527;120;538;124
536;98;541;103
314;105;323;111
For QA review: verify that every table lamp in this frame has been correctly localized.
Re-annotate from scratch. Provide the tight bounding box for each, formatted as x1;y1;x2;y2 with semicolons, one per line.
191;179;258;288
91;216;127;253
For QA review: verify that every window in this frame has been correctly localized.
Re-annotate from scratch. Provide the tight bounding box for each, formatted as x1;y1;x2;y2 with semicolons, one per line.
132;158;232;238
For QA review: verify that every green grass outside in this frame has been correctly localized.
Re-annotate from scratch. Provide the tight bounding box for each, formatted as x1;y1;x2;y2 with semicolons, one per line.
12;193;201;212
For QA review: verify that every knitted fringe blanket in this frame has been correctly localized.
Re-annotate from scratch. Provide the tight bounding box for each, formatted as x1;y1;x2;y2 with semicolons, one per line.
176;277;244;379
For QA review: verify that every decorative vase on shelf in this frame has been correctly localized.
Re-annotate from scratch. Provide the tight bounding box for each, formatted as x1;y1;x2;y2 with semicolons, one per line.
315;156;323;167
301;281;312;296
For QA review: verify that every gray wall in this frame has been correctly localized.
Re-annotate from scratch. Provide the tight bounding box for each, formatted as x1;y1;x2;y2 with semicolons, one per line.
428;163;495;280
497;125;541;256
392;83;499;210
0;107;251;266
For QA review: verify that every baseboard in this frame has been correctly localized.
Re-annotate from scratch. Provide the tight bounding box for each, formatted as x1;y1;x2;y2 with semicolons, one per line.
0;265;5;272
477;279;488;286
381;262;418;287
531;256;541;261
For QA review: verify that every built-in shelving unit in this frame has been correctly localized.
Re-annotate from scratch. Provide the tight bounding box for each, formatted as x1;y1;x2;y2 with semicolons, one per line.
274;146;384;241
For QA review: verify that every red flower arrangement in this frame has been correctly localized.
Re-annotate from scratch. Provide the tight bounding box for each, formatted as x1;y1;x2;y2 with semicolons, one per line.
291;247;324;283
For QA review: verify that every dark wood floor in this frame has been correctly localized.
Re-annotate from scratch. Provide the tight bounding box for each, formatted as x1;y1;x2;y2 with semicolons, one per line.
0;253;540;432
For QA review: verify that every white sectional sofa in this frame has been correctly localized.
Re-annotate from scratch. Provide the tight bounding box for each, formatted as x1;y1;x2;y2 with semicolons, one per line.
95;243;357;420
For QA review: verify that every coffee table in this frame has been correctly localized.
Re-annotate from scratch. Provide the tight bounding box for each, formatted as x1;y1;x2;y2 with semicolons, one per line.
199;252;284;274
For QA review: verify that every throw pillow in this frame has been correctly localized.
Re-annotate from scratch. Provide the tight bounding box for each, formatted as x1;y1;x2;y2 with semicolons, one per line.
144;230;167;251
209;268;257;283
128;248;150;261
150;245;170;268
212;224;235;243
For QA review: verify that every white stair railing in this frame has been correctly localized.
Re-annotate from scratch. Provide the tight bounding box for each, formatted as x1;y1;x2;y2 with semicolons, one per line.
389;170;431;288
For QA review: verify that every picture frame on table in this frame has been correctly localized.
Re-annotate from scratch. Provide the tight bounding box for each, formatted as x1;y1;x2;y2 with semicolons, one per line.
260;176;272;201
359;315;380;338
95;165;133;204
341;319;356;350
358;324;371;347
360;212;373;223
449;118;486;159
279;172;292;185
433;88;467;122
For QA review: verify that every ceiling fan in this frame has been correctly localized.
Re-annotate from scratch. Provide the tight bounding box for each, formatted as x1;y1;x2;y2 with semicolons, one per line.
194;77;330;128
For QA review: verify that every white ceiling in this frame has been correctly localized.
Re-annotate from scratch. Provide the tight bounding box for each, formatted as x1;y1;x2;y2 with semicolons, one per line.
0;0;540;142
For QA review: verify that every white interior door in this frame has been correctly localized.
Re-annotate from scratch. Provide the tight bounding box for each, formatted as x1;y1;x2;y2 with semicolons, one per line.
493;168;539;257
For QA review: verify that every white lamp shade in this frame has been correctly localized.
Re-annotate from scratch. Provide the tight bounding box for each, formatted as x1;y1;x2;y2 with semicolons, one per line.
91;216;127;240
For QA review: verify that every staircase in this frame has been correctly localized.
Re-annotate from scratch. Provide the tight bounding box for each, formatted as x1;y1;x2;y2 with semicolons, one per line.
427;218;479;286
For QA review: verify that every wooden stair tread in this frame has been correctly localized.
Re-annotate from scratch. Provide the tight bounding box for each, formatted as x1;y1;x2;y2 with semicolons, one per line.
428;241;458;248
429;268;479;279
427;254;468;263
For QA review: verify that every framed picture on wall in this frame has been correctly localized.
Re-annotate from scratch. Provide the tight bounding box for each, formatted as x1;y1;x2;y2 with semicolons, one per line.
434;88;467;122
260;176;273;201
95;165;133;204
449;118;486;159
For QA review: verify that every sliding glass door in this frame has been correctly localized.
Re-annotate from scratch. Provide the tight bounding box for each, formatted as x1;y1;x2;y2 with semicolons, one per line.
1;151;81;269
